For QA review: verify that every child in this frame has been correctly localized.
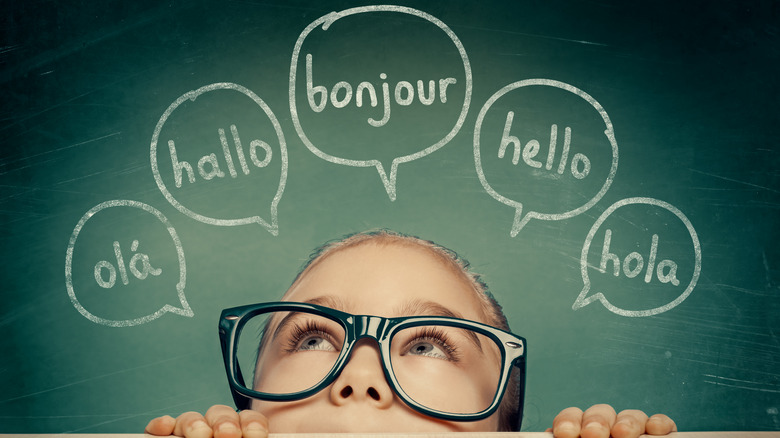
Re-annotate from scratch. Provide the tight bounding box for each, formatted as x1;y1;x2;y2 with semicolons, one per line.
146;230;677;438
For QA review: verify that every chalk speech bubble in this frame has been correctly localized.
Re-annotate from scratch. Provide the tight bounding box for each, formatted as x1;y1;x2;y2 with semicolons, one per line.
575;197;702;317
474;79;618;236
289;5;472;201
151;83;288;235
65;200;190;327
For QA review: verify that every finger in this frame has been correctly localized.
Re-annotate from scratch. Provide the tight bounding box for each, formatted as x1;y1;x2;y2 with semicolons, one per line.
145;415;176;436
238;409;270;438
646;413;678;435
205;405;242;438
551;407;583;438
611;409;649;438
173;411;212;438
580;404;617;438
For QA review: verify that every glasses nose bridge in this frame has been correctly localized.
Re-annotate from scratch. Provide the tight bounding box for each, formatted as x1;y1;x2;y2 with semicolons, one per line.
352;315;388;343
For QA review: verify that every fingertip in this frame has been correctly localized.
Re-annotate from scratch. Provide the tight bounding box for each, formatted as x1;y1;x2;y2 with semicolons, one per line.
243;421;269;438
552;420;580;438
239;409;269;438
646;414;677;435
610;418;641;438
145;415;176;436
581;420;611;438
215;422;242;438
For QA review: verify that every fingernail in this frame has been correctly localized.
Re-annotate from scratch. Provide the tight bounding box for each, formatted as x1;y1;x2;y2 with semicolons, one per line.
187;420;211;438
218;422;239;434
246;422;265;431
557;420;577;432
585;421;606;432
245;422;267;438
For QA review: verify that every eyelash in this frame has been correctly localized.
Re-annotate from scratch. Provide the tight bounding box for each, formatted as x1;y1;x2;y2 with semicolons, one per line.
282;322;461;362
284;320;338;353
405;327;461;362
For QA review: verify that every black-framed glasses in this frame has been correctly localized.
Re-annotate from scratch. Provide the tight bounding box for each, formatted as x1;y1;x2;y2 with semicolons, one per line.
219;301;526;428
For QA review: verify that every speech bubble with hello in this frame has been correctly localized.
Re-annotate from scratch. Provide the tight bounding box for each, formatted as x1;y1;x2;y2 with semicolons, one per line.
65;200;190;327
474;79;618;236
575;197;702;317
151;83;287;235
289;5;472;200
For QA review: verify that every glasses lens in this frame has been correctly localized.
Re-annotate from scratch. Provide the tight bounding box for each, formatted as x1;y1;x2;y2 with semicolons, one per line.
236;310;346;396
390;324;503;415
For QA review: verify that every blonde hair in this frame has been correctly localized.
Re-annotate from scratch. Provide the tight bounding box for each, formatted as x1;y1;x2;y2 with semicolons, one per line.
288;229;522;431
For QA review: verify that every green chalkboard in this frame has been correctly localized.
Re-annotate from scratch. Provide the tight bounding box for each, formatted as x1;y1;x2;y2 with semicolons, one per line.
2;0;779;433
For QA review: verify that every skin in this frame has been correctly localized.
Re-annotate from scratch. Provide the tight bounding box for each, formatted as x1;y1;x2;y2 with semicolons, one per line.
146;242;677;438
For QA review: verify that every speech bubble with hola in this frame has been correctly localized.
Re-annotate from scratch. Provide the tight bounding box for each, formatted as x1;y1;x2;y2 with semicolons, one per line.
575;197;702;317
289;5;472;201
151;83;287;236
474;79;618;236
65;200;190;327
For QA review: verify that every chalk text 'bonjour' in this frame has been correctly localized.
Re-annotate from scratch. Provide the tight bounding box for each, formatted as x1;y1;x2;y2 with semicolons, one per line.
305;54;457;127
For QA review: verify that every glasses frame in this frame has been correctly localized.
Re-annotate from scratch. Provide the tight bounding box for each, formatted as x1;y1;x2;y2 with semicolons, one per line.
219;301;526;427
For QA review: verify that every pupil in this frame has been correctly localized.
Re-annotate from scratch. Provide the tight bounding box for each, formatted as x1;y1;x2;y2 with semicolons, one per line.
307;338;318;346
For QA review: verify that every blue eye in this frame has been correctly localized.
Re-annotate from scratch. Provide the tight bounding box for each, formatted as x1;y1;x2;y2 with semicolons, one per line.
297;335;336;351
285;320;340;353
400;327;459;361
407;340;448;359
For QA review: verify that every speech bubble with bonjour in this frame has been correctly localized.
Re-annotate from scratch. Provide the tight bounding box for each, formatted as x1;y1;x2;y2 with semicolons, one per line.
290;5;472;200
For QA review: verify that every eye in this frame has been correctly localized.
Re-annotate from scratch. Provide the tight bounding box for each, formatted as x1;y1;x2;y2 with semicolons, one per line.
407;340;448;359
285;320;341;353
399;327;459;361
297;334;336;351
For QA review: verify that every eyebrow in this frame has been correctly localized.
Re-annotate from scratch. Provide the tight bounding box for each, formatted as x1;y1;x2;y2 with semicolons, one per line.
393;299;466;319
296;296;466;319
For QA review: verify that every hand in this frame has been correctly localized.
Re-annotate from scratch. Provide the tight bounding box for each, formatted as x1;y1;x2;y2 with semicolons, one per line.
145;404;268;438
548;404;677;438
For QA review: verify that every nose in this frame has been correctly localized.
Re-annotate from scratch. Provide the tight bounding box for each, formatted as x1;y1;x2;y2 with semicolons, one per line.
329;339;394;409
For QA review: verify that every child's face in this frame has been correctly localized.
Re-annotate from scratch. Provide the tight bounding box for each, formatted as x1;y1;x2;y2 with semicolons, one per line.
252;242;502;432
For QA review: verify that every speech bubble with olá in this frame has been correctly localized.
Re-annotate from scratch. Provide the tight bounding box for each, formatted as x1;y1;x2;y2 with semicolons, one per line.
575;197;702;317
151;83;287;235
65;200;190;327
290;5;472;201
474;79;618;236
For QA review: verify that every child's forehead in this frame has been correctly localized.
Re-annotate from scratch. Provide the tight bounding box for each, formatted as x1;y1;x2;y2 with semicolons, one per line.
283;242;487;321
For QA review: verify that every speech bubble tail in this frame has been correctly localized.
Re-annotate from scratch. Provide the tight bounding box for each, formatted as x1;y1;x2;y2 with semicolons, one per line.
163;304;194;318
572;288;600;311
572;283;611;312
266;208;280;236
246;214;280;236
166;282;194;318
374;162;398;201
510;207;530;237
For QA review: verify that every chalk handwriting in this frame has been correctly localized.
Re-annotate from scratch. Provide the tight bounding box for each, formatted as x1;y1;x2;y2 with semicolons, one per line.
94;240;163;288
65;200;191;327
290;5;472;201
150;82;287;235
168;125;273;187
575;197;701;317
306;53;457;127
599;230;680;286
498;115;591;179
474;79;618;236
